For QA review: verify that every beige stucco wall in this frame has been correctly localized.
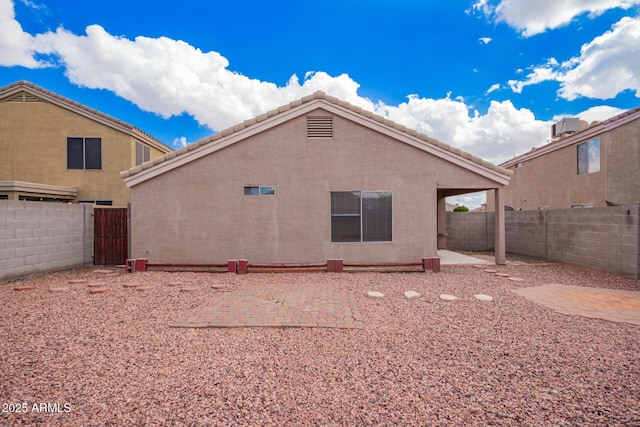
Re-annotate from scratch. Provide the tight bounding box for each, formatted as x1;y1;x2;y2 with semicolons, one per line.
0;98;163;206
497;118;640;211
130;108;503;264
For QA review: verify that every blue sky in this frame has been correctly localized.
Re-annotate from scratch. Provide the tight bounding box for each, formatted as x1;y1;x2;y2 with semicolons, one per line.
1;0;639;207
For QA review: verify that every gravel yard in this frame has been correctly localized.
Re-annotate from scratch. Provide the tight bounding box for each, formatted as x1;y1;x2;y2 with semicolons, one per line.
1;261;639;426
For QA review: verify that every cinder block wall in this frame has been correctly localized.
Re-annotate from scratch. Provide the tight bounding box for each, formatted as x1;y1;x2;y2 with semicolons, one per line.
446;205;639;279
0;200;93;282
544;205;639;279
446;212;494;251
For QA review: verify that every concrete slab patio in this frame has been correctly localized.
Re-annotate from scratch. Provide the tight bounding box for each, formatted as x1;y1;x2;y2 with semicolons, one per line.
170;283;363;329
437;250;491;265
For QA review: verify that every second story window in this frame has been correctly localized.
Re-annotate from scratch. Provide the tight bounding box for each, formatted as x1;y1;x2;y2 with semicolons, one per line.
67;137;102;170
577;137;600;175
135;141;150;166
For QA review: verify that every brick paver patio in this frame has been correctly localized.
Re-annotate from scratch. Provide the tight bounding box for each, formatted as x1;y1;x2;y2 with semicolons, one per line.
513;284;640;326
169;283;363;329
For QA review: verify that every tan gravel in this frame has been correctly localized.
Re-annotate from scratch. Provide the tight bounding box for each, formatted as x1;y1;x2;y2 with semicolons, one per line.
1;262;639;426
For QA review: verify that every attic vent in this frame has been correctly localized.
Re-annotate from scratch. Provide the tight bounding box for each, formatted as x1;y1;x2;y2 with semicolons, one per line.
24;92;44;102
1;91;45;103
307;116;333;139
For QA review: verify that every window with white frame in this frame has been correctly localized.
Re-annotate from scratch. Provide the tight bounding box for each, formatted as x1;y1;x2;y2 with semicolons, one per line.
331;191;392;242
577;137;600;175
135;141;151;166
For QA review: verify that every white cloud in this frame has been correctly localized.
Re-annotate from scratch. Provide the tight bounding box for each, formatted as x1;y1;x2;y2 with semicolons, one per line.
0;0;44;67
486;83;501;94
558;16;640;100
172;136;188;148
479;37;492;44
553;105;625;123
471;0;640;36
1;0;625;168
508;16;640;100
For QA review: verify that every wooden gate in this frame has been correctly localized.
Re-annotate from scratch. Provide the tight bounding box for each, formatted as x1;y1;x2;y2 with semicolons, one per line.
94;208;128;265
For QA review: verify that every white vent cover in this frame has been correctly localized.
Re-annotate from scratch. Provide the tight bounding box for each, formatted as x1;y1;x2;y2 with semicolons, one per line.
307;116;333;139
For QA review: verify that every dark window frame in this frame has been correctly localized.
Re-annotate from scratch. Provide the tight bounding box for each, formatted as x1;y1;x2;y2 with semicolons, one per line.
244;186;276;196
331;191;392;242
67;137;102;170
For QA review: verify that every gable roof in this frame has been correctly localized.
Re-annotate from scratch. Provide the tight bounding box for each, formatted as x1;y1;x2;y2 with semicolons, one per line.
0;80;173;153
501;105;640;169
121;91;512;187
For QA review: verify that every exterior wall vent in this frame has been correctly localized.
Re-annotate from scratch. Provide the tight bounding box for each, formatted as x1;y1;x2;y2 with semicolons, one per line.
0;91;45;103
307;116;333;139
551;118;580;139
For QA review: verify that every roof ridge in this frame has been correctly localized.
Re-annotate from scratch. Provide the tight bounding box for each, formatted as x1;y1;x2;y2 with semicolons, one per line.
120;90;513;179
0;80;171;151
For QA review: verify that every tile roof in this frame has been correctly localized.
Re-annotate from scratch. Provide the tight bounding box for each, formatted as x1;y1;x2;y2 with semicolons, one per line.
0;80;172;153
121;91;512;181
501;105;640;168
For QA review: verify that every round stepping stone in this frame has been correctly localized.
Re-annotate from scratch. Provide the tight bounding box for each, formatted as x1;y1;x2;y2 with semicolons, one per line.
484;269;498;273
93;269;113;274
474;294;494;301
14;286;36;291
439;294;458;301
367;291;384;298
495;273;510;277
167;281;186;287
87;282;105;288
404;291;421;299
180;287;200;292
123;282;139;288
508;277;525;282
49;287;69;293
69;279;89;284
136;286;154;291
89;287;110;294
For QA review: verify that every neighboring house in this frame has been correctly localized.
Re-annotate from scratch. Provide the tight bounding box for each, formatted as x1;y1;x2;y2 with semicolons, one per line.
493;106;640;211
0;81;172;207
122;92;512;265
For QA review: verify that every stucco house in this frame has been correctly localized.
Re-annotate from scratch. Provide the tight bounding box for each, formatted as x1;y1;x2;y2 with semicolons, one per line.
0;81;172;206
122;92;512;265
494;106;640;211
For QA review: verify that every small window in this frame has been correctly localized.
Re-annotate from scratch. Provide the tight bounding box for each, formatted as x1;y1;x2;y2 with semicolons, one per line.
307;116;333;139
78;200;113;206
0;195;8;200
331;191;392;242
244;186;276;196
577;137;600;175
67;137;102;170
571;203;593;208
135;141;151;166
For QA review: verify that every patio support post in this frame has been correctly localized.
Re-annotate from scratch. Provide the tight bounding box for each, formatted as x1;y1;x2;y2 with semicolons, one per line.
494;187;506;265
437;195;447;249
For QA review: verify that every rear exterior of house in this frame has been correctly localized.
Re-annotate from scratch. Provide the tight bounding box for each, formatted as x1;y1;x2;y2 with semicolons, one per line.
495;107;640;211
123;93;511;265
